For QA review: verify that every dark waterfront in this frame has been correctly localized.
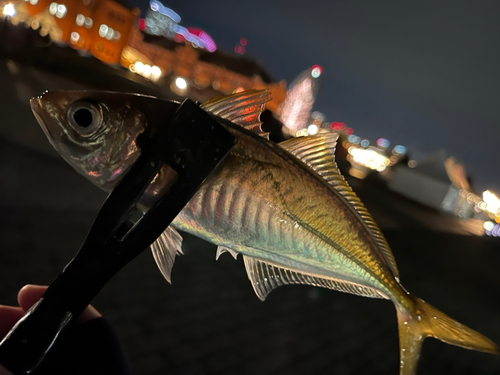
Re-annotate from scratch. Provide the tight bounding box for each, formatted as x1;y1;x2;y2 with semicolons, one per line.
1;57;500;375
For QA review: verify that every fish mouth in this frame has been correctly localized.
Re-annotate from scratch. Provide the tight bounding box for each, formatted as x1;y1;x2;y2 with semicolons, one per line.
30;94;50;136
29;91;68;147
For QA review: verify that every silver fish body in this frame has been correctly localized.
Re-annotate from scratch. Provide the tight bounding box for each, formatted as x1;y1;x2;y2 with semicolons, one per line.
173;123;396;298
30;89;499;375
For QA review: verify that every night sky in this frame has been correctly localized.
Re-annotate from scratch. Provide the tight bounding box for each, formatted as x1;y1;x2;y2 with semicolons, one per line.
136;0;499;193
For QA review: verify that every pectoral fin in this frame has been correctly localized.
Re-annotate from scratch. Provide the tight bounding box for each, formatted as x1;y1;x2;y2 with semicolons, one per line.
150;226;183;283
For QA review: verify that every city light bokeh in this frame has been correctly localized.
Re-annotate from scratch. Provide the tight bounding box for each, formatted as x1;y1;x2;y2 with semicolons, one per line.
3;3;16;16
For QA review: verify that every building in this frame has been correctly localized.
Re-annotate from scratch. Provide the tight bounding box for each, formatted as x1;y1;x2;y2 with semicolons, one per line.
123;28;286;110
4;0;287;110
7;0;138;64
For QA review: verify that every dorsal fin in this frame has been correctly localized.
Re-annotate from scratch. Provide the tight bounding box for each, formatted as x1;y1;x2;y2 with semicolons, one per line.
279;133;400;278
201;89;271;137
243;255;387;301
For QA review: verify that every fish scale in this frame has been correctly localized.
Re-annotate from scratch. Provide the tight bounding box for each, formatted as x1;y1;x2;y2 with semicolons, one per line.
175;136;386;297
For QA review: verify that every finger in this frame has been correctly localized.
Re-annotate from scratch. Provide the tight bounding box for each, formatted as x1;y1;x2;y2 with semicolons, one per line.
18;285;101;322
0;363;12;375
0;306;24;338
17;285;47;312
78;304;102;322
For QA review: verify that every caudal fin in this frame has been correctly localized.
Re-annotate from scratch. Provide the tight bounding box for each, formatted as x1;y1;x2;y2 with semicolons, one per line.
396;296;499;375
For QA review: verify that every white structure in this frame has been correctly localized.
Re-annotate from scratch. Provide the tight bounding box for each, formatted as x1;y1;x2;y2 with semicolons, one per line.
388;150;485;219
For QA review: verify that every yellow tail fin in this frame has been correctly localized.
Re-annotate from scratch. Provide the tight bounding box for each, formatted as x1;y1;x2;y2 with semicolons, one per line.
396;296;499;375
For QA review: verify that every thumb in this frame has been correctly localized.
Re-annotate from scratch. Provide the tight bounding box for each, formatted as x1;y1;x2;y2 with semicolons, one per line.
17;285;101;322
17;285;47;312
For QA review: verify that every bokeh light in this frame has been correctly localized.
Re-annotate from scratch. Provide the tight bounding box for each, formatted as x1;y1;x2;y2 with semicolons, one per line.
175;77;187;90
311;65;322;78
307;124;319;135
3;3;16;16
394;145;407;155
376;138;390;148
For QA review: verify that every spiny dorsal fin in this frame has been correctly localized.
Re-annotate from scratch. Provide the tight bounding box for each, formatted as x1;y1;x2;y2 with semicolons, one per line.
151;226;183;283
243;255;387;301
215;246;239;260
279;133;400;278
201;89;271;137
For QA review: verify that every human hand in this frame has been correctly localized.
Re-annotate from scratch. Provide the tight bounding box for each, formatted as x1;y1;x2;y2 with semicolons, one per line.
0;285;102;375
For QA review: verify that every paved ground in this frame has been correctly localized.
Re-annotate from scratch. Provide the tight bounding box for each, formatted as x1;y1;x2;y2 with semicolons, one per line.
1;55;500;375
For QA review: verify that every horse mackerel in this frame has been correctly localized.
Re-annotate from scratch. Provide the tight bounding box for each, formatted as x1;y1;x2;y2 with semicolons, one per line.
30;89;499;375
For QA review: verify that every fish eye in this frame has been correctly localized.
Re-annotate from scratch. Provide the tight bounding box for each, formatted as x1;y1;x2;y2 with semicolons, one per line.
67;100;103;136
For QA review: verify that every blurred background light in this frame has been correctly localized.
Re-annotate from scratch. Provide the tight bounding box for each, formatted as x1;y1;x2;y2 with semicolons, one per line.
151;65;161;77
48;2;57;15
138;18;146;31
376;138;390;148
55;4;67;18
175;77;187;90
70;32;80;44
76;14;85;26
134;61;144;73
311;65;322;78
482;190;500;215
2;3;15;16
483;221;495;231
142;64;152;78
84;17;92;28
348;147;390;172
307;124;318;135
394;145;407;155
330;122;346;131
149;0;181;22
347;135;361;144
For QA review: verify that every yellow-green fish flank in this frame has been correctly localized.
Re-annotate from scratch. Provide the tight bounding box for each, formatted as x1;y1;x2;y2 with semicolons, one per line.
30;89;499;375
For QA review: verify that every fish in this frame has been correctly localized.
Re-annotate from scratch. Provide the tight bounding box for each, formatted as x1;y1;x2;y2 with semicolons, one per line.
30;89;498;374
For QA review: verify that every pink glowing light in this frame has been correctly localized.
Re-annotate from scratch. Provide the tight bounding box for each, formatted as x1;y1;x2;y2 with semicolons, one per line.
186;27;217;52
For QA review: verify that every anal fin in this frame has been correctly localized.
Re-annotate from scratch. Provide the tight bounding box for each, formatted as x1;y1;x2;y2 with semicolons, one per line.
243;255;387;301
151;226;183;283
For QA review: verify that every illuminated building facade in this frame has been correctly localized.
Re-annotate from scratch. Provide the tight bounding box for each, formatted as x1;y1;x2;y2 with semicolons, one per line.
87;0;138;64
124;29;286;111
6;0;137;64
